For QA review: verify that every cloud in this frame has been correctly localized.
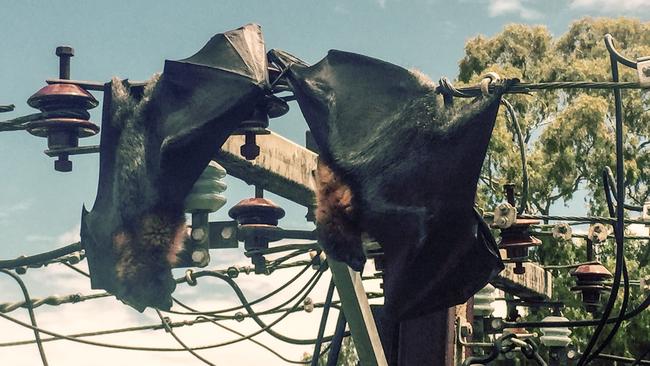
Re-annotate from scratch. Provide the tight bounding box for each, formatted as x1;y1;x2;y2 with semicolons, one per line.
377;0;387;8
487;0;543;20
0;243;384;365
56;224;81;245
570;0;650;13
0;199;35;225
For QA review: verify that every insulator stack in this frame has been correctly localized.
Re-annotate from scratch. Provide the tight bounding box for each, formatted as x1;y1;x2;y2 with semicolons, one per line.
497;218;541;275
228;196;285;274
473;284;496;318
184;161;228;213
540;315;572;347
541;315;572;366
571;263;612;314
26;46;99;172
183;161;228;267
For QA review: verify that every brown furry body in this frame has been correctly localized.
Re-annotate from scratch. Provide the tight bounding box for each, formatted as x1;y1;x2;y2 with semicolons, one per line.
314;159;366;271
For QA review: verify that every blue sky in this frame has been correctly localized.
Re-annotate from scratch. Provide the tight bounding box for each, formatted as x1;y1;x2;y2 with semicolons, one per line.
1;1;649;365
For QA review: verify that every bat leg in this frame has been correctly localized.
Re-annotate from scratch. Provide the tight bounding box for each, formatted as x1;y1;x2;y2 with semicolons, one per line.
315;159;366;271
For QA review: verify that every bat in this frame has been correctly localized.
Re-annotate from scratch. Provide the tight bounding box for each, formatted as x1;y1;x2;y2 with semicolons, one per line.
81;24;272;311
271;49;507;320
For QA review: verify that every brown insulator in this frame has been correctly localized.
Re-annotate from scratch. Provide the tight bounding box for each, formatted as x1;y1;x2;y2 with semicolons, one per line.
27;83;98;111
228;197;285;226
26;79;99;172
498;218;541;275
228;197;285;274
571;263;612;314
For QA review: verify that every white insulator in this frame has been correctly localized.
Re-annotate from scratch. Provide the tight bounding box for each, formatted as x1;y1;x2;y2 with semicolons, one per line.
473;284;496;317
540;315;572;347
552;223;572;241
184;161;228;213
588;223;608;243
493;202;516;229
303;297;314;313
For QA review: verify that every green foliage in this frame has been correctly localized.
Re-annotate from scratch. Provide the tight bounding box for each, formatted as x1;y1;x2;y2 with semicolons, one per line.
460;17;650;360
302;337;359;366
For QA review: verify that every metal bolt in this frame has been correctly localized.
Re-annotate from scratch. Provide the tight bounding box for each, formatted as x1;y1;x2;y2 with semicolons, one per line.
55;45;74;80
303;297;314;313
54;155;73;172
191;227;206;241
226;266;239;278
514;262;525;275
234;312;245;322
221;226;234;240
567;349;577;359
191;249;207;264
240;132;260;160
643;66;650;77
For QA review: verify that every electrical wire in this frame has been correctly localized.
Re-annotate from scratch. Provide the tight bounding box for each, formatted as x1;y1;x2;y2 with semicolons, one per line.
577;34;628;366
0;242;81;269
192;318;331;365
311;279;335;366
167;262;313;316
483;212;650;225
502;291;649;329
0;278;329;352
185;266;349;345
583;168;631;364
1;259;347;350
593;352;650;365
0;292;110;313
0;269;49;366
501;98;529;214
176;266;322;322
155;309;216;366
0;299;346;348
604;166;644;211
437;79;643;98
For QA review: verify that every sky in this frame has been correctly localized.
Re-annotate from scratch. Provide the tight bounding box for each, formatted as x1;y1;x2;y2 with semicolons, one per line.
1;0;650;365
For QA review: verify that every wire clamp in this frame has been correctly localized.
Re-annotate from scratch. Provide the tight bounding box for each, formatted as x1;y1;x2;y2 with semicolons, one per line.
185;269;198;286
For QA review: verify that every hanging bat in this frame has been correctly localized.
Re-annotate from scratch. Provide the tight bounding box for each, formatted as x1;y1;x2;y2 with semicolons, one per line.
270;49;508;320
81;24;272;311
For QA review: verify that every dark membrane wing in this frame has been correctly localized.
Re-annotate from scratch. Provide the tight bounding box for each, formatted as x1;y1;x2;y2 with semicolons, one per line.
82;24;269;311
280;49;504;320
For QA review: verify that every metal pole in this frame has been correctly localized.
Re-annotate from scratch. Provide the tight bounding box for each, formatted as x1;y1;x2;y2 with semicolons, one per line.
327;312;348;366
311;279;336;366
328;258;387;366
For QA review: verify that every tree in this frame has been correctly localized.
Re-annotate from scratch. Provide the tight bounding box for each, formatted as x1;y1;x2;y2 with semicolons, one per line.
460;18;650;362
302;337;359;365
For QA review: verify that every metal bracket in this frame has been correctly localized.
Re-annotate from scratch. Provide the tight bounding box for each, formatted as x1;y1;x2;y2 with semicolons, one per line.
328;259;388;366
636;56;650;88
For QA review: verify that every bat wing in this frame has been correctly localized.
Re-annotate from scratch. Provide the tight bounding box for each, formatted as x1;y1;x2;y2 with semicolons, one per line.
82;24;270;311
275;49;505;320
